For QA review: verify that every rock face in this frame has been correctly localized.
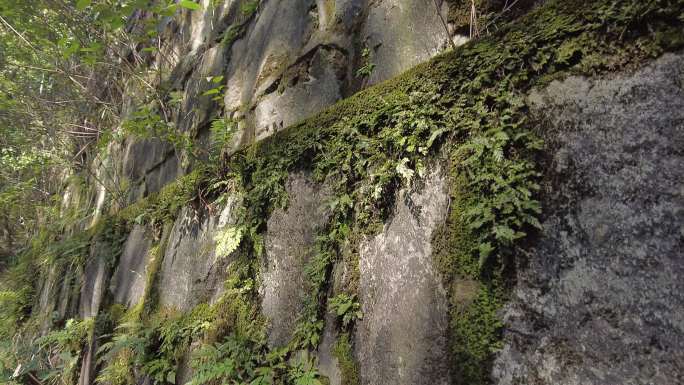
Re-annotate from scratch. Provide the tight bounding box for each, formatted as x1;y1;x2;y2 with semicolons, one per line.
492;53;684;385
261;173;331;347
109;225;152;308
355;167;452;385
79;242;111;318
158;196;241;311
145;0;456;152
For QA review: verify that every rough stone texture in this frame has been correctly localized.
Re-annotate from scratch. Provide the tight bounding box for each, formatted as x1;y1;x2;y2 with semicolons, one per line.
492;53;684;385
220;0;454;146
77;335;98;385
79;240;112;318
252;46;346;141
158;196;241;311
109;0;458;197
260;173;331;348
109;225;152;308
36;264;62;334
355;166;451;385
145;154;182;196
56;265;80;320
122;137;174;182
317;312;343;385
316;262;350;385
361;0;451;86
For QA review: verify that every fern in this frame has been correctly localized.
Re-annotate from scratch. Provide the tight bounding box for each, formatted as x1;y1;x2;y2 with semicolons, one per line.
328;294;362;329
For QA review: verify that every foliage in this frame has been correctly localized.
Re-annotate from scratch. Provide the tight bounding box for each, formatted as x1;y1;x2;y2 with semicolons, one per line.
328;294;362;329
240;0;260;16
214;226;244;259
97;306;213;385
332;333;359;385
34;318;94;385
355;47;375;78
224;1;684;383
209;116;238;163
122;106;194;155
119;167;207;227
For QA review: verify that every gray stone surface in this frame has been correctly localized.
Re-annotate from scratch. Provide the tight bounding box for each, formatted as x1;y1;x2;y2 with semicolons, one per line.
144;154;182;195
260;173;332;348
35;263;61;334
110;225;152;308
122;137;174;182
252;46;346;141
110;0;459;196
79;241;111;318
77;335;98;385
158;196;241;311
220;0;454;147
317;312;343;385
492;53;684;385
355;166;451;385
361;0;451;86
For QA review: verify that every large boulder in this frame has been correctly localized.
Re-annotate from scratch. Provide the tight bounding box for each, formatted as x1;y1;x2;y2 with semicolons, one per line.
493;53;684;385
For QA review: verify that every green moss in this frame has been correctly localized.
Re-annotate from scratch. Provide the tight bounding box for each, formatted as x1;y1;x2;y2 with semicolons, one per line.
118;166;208;227
333;332;360;385
140;221;173;316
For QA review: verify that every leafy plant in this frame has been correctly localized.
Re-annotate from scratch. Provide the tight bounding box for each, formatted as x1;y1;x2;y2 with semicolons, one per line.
291;318;324;350
33;318;94;385
214;226;244;258
240;0;260;16
202;76;226;102
179;0;202;11
355;47;375;78
328;294;362;329
209;116;238;162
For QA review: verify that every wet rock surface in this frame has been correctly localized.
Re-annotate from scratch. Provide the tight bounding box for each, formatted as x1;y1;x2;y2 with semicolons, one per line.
492;53;684;385
355;166;451;385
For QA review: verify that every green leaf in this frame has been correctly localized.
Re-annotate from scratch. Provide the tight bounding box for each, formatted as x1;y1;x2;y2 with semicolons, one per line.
76;0;92;10
493;225;516;242
166;370;176;384
214;226;244;257
478;242;494;268
396;158;414;183
336;301;352;316
202;88;220;96
179;0;202;10
426;128;447;149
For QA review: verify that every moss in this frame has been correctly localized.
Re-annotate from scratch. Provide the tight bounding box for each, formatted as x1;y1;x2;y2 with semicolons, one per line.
206;255;266;344
118;166;208;227
446;0;539;35
140;220;173;316
332;332;360;385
